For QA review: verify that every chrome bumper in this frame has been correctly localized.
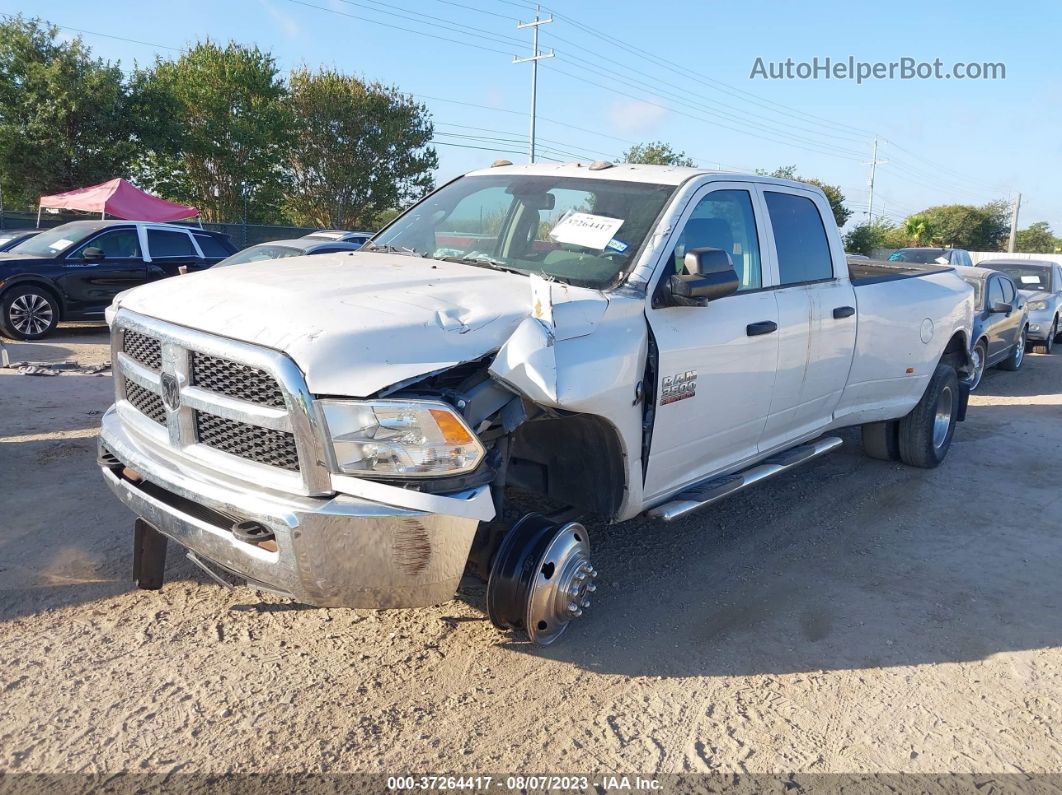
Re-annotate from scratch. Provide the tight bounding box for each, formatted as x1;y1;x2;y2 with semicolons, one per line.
99;407;482;608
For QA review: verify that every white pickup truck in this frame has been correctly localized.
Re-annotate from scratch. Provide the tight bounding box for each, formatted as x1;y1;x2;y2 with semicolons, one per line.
98;163;974;645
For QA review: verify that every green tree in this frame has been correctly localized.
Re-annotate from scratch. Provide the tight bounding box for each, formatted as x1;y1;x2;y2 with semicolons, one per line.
0;16;135;207
284;68;436;230
907;202;1010;250
843;218;896;256
759;165;852;228
620;141;696;167
131;42;293;223
1014;221;1059;254
903;215;936;246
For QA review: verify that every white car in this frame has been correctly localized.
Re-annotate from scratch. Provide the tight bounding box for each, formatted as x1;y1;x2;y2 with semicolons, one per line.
98;163;974;645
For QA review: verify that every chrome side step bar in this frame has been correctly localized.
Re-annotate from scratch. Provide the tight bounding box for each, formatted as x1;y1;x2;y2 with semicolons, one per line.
647;436;843;522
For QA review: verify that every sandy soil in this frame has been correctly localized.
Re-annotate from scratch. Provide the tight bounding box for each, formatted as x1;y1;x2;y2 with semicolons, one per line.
0;324;1060;776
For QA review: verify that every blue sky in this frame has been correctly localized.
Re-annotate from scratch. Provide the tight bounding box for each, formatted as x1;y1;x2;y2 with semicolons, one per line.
10;0;1061;231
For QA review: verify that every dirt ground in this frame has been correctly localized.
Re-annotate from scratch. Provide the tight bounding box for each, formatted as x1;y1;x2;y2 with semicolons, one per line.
0;324;1060;777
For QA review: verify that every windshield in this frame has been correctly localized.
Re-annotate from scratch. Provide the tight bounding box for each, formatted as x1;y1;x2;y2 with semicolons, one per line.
960;275;984;303
369;174;677;288
219;244;304;266
9;225;86;257
992;265;1052;292
889;249;947;264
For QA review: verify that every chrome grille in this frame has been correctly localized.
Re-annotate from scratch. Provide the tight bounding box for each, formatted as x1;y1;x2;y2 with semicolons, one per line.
123;330;162;370
195;411;300;471
111;310;330;495
125;381;165;424
192;352;285;407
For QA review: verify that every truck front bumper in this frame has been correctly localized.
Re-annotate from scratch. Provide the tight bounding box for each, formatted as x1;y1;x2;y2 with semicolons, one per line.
98;407;483;608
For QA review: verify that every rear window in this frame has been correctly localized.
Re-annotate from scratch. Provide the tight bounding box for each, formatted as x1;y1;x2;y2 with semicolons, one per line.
193;233;232;258
148;229;196;258
764;191;834;285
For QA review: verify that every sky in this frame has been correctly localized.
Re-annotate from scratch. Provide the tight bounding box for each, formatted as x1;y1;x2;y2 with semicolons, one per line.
9;0;1062;231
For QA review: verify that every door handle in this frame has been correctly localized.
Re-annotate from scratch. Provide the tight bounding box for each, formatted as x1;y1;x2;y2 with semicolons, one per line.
833;306;855;319
746;320;778;336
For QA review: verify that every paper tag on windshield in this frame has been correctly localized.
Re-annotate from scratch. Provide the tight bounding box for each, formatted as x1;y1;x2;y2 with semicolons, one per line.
549;212;624;250
49;238;75;251
1021;275;1041;284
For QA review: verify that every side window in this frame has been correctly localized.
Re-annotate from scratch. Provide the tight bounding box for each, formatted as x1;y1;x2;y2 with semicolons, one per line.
147;229;196;258
1000;278;1015;304
672;189;761;291
193;233;231;258
71;229;141;259
988;277;1005;306
962;252;973;266
764;191;834;285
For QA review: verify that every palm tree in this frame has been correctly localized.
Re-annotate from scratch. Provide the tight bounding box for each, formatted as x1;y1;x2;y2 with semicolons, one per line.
903;215;936;246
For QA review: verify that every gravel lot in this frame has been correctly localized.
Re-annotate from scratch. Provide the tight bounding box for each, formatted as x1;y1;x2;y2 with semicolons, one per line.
1;325;1060;776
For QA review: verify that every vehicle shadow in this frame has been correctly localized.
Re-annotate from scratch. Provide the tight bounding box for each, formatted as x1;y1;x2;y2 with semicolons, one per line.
495;403;1062;675
972;350;1060;398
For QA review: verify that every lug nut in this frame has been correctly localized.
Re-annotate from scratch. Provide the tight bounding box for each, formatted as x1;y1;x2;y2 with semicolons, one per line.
581;599;591;609
572;608;583;618
586;583;597;593
567;602;579;614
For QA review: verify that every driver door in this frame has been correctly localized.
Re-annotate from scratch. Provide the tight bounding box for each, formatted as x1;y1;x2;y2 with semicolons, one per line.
643;184;779;502
59;227;150;315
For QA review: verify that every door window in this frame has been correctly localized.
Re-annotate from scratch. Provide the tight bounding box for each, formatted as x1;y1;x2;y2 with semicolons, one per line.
71;229;141;259
988;277;1005;306
764;191;834;285
192;233;231;258
147;229;197;258
671;189;761;290
1000;277;1016;304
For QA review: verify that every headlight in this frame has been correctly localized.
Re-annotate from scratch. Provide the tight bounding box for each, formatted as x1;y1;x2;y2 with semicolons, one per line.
318;399;485;478
1028;300;1048;311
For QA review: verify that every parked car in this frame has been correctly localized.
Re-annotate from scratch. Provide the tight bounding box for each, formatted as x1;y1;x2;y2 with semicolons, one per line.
845;252;869;260
301;229;372;247
952;266;1028;389
978;258;1062;353
99;163;974;646
0;229;41;252
0;220;235;340
889;247;973;266
217;237;365;266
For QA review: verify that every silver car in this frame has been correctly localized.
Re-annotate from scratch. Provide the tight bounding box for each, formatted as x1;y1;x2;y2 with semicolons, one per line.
979;259;1062;353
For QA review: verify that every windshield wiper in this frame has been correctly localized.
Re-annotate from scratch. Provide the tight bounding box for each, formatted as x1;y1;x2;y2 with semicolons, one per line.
437;255;527;276
360;243;423;257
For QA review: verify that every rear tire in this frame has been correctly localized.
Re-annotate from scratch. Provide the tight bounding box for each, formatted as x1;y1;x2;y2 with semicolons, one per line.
898;362;959;469
1;285;60;340
998;326;1026;371
861;420;901;461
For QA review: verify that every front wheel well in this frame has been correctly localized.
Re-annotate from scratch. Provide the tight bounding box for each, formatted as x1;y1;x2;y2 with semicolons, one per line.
1;280;64;319
941;330;972;375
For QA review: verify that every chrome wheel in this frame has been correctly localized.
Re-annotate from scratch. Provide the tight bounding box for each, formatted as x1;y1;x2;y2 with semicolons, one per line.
1014;330;1026;366
487;514;597;646
932;384;954;450
966;344;985;391
9;292;54;336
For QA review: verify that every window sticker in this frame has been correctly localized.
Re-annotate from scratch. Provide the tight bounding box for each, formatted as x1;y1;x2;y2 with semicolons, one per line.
549;212;624;250
49;238;75;251
1021;275;1041;284
605;238;629;253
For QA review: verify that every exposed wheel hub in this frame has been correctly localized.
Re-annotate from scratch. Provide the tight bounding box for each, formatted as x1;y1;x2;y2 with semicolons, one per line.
486;513;596;645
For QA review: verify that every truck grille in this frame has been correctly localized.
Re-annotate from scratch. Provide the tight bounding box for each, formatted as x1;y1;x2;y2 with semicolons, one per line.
125;381;166;424
195;411;300;471
192;352;286;408
123;330;162;370
112;311;329;494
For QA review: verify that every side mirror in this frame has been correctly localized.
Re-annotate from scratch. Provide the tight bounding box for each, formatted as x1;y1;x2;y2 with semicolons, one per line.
989;301;1011;314
669;247;739;302
82;247;104;262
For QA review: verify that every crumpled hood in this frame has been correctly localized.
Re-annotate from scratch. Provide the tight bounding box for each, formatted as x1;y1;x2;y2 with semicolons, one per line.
115;252;607;396
1018;288;1051;304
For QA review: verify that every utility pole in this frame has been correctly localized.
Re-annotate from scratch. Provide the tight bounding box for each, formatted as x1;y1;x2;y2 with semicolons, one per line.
1007;192;1022;253
865;138;887;220
513;5;553;163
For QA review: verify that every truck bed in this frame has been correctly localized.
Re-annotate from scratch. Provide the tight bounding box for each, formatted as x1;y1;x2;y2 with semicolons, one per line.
848;259;953;286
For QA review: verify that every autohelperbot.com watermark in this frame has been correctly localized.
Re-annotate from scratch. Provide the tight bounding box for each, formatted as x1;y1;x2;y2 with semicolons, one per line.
750;56;1006;84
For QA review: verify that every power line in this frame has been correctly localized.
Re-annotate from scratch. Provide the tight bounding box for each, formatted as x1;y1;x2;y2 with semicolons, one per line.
0;13;182;51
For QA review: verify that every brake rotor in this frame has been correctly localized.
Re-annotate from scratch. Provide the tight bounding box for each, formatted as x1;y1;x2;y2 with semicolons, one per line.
486;513;597;645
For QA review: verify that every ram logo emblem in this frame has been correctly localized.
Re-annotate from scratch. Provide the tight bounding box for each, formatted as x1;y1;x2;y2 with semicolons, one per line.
660;370;697;405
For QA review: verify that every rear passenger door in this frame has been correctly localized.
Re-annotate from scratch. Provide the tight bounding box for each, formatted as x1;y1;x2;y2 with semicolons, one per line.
145;228;205;277
757;188;856;452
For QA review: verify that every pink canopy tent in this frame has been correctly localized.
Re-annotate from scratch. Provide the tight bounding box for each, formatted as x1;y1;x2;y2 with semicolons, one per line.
37;179;199;226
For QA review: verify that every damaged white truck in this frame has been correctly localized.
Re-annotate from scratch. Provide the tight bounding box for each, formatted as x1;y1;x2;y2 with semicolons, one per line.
98;163;974;644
